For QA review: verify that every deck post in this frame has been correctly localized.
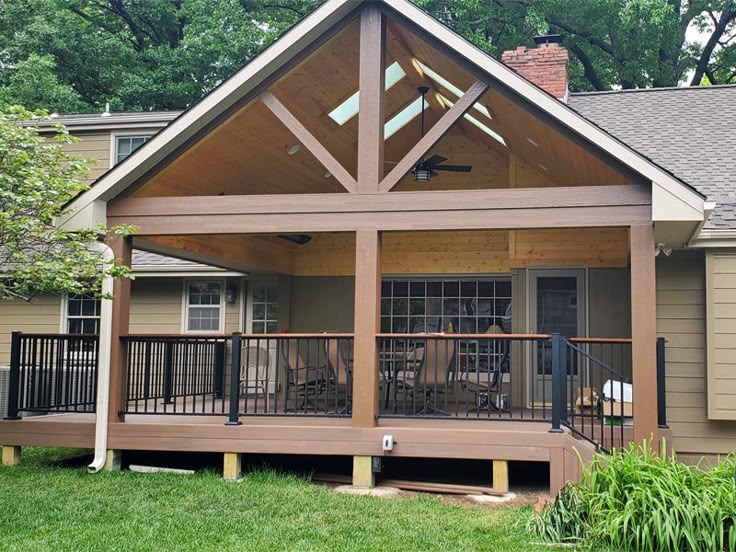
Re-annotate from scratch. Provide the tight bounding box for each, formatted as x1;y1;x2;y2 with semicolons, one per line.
223;452;241;481
630;225;658;445
549;333;564;433
226;333;242;426
107;235;132;424
656;337;668;429
4;331;22;420
492;460;509;494
104;449;122;471
352;455;375;488
352;231;382;428
1;445;21;466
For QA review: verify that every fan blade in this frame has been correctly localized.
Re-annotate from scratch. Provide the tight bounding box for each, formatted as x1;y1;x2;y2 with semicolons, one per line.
424;155;448;167
434;164;473;173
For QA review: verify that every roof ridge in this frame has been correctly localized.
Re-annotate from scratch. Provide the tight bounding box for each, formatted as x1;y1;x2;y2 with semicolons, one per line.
571;84;736;96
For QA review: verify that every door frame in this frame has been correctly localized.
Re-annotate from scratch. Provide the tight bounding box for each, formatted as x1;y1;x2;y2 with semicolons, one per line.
526;268;588;405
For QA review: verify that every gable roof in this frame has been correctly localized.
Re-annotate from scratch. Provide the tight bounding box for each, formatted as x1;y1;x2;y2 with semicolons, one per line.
59;0;705;232
569;86;736;229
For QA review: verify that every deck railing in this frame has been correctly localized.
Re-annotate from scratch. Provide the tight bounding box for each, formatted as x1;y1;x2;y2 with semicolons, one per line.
123;335;227;415
228;334;354;422
4;332;99;418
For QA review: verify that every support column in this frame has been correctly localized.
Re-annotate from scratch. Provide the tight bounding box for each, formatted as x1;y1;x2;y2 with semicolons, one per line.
104;449;122;472
352;230;381;428
223;452;241;481
353;456;375;488
2;445;21;466
357;3;386;192
630;225;658;445
492;460;509;494
107;235;132;425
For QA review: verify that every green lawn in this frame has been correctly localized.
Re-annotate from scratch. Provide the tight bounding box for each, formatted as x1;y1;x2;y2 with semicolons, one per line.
0;448;552;551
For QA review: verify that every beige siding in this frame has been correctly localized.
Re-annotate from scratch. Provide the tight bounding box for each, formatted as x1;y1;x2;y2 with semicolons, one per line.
706;251;736;420
129;278;182;334
657;251;736;456
0;295;62;365
61;132;111;184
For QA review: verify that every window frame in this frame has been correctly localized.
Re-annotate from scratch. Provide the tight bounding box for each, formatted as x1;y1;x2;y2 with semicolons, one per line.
110;131;156;167
245;279;279;334
182;279;226;334
60;293;102;335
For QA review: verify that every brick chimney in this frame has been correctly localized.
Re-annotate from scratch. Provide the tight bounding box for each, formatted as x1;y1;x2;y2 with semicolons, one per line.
501;35;569;102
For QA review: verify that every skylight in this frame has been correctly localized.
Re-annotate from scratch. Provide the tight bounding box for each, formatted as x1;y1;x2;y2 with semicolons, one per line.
437;94;506;147
384;96;429;140
328;61;406;125
412;59;492;120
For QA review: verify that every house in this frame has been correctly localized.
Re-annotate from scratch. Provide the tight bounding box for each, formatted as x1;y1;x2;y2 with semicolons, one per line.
1;0;734;493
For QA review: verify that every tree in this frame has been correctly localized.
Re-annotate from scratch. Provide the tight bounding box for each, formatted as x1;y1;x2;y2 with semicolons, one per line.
0;106;131;301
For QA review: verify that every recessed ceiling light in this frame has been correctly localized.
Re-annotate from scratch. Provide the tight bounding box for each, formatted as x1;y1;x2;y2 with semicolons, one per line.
324;172;332;178
287;144;301;155
527;137;539;147
537;163;548;172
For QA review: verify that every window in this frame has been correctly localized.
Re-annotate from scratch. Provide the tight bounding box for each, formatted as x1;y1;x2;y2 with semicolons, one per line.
66;294;101;334
185;281;223;332
249;282;278;334
115;135;151;164
380;279;512;335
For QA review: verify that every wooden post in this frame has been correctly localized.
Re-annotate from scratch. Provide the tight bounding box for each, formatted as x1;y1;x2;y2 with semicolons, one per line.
107;235;132;424
2;445;21;466
352;230;381;428
357;3;385;192
353;455;375;488
104;449;122;471
630;225;658;446
223;452;241;481
492;460;509;494
549;448;565;496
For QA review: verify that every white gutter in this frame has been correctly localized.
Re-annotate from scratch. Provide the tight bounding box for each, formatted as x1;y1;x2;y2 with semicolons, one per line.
88;242;115;473
686;201;717;248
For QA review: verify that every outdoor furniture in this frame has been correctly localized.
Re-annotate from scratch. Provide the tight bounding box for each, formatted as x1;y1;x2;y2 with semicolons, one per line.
325;338;353;413
240;345;273;411
281;340;323;411
401;338;455;415
460;347;509;413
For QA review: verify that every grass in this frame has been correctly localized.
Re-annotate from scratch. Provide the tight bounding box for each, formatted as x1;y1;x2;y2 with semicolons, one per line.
0;448;550;552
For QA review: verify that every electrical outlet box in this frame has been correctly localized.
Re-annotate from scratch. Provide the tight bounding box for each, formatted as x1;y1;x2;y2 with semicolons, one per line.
382;434;394;452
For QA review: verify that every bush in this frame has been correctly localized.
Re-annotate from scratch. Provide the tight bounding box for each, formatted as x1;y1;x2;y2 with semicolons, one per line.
529;442;736;551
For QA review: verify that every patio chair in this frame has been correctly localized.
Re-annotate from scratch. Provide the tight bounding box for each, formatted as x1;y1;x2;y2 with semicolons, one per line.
461;349;510;413
240;346;272;413
325;338;353;413
281;340;323;412
403;338;455;415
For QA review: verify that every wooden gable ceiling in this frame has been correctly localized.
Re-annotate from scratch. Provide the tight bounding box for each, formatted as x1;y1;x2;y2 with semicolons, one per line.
132;13;634;199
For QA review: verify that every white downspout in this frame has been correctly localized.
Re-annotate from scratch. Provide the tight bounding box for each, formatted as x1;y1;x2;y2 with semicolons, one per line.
88;241;115;473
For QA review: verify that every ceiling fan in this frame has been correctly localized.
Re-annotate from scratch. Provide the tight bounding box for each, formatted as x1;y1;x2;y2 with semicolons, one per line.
411;86;473;182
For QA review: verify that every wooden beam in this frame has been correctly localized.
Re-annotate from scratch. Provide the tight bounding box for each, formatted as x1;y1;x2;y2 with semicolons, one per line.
352;230;381;428
260;91;357;193
357;4;386;192
223;452;241;481
353;455;375;487
104;449;122;471
107;235;132;424
630;224;658;445
379;80;489;192
492;460;509;494
2;445;21;466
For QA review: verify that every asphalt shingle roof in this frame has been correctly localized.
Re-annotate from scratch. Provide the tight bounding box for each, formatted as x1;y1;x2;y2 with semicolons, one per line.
568;85;736;229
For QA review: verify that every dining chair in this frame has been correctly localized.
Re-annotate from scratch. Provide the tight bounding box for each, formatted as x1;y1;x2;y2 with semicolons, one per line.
325;338;352;413
404;338;455;415
241;346;272;412
281;340;322;412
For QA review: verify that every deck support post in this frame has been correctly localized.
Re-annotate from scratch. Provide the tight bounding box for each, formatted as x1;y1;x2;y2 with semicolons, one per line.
104;449;122;471
492;460;509;494
223;452;241;481
107;235;132;423
1;445;21;466
630;225;658;446
352;231;382;428
352;455;375;488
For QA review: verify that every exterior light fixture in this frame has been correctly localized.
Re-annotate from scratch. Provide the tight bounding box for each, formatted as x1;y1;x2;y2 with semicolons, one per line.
225;283;238;304
414;165;432;182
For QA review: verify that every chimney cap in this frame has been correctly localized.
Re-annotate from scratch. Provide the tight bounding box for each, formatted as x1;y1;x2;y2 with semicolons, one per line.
533;34;563;46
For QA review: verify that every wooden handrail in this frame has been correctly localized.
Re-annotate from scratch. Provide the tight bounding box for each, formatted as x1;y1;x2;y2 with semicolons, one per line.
121;334;229;339
568;337;633;344
239;333;355;338
376;333;552;340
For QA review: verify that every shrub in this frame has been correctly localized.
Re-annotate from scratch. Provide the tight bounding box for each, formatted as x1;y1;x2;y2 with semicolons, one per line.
529;442;736;551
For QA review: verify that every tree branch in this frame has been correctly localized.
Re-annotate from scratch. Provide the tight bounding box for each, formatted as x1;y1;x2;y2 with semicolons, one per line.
691;8;736;85
570;43;606;90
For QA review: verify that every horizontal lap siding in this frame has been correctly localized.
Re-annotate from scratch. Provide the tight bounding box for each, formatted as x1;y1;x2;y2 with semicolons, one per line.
60;132;111;184
657;251;736;458
129;279;183;334
707;252;736;420
0;296;62;365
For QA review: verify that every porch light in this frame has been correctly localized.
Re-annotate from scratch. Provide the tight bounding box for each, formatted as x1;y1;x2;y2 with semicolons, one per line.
225;283;238;304
414;165;432;182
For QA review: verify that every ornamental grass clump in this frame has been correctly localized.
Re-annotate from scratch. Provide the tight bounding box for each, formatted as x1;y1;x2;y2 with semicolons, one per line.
529;442;736;551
